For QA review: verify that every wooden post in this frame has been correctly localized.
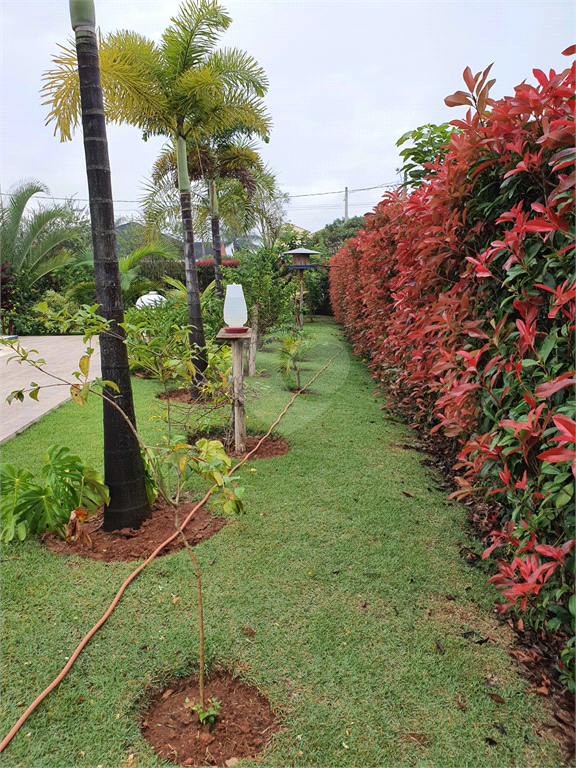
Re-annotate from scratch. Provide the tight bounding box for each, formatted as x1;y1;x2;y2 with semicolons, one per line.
248;305;258;377
298;270;304;329
216;328;251;454
231;339;246;453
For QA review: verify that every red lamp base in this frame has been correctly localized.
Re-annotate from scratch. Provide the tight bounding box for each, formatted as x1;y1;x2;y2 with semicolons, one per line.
224;326;248;333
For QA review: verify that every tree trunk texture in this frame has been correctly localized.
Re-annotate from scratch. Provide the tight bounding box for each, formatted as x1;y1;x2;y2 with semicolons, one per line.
74;23;150;531
209;181;224;299
180;188;207;382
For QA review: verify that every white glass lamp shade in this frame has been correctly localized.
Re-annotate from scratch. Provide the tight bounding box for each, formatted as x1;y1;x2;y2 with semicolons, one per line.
135;291;166;309
223;284;248;328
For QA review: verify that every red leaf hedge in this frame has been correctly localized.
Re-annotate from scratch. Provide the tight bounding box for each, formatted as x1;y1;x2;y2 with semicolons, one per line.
330;61;575;684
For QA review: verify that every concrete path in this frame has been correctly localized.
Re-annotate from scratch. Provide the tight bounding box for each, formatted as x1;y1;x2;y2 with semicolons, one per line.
0;336;101;444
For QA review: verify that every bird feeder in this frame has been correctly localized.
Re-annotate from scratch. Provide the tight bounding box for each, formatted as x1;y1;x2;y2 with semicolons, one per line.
283;248;321;329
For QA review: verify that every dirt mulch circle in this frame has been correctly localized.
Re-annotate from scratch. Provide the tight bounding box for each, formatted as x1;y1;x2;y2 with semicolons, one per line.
42;499;226;562
141;670;278;766
228;434;290;460
157;388;196;404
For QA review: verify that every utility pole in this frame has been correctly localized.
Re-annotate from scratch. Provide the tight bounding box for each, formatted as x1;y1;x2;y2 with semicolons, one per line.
344;186;349;222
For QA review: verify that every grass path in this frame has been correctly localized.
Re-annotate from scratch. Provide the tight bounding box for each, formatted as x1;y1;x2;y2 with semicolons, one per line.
0;319;562;767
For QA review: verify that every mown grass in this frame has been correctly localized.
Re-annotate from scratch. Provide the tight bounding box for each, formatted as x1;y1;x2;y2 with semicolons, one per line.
0;318;563;767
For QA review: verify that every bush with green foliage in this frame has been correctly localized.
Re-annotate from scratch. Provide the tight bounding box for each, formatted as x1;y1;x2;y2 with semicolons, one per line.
36;290;81;333
223;248;293;334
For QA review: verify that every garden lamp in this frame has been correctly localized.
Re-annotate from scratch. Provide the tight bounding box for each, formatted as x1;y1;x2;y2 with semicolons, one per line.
223;283;248;332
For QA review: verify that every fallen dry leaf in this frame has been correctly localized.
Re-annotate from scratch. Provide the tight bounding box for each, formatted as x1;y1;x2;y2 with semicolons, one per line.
225;759;239;767
517;618;524;631
436;641;445;653
536;686;549;696
161;689;175;699
488;693;505;704
401;491;414;498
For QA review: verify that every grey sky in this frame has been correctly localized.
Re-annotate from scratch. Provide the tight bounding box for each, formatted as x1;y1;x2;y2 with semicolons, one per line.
1;0;574;232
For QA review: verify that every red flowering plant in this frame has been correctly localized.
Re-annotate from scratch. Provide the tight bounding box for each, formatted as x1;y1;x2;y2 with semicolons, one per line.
329;53;575;688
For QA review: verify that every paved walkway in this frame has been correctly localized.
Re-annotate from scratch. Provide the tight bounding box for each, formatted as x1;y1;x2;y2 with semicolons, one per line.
0;336;101;444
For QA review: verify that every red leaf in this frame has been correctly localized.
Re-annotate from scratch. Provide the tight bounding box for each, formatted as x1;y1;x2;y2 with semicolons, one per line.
537;447;576;463
562;45;576;56
445;91;473;107
534;373;576;398
463;66;476;92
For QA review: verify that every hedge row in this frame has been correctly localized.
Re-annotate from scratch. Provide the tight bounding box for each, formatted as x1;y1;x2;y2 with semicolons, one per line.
329;60;575;684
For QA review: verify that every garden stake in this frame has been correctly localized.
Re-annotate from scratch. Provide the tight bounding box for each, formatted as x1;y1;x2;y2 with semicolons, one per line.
0;345;343;752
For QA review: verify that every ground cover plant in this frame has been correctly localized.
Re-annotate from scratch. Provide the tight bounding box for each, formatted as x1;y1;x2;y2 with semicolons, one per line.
329;58;575;687
0;319;566;767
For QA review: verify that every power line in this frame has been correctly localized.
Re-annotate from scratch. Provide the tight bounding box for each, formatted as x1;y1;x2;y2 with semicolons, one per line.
0;181;398;206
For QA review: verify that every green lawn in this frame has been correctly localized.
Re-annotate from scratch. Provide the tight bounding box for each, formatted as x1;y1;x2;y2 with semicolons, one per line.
0;318;563;767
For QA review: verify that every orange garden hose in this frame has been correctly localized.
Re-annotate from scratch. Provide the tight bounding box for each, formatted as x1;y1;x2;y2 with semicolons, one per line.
0;346;342;752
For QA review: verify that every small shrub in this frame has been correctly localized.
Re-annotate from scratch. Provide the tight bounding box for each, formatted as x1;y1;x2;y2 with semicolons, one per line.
1;445;109;542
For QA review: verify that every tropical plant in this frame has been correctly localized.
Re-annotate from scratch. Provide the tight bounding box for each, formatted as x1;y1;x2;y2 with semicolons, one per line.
42;0;271;382
150;131;264;297
0;181;83;285
68;241;179;306
1;445;109;543
278;331;316;390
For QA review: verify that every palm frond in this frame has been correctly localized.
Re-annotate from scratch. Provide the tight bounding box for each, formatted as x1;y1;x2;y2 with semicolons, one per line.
28;250;74;286
21;219;81;272
0;182;49;261
41;31;171;141
161;0;231;78
205;48;268;98
119;242;180;272
41;39;83;142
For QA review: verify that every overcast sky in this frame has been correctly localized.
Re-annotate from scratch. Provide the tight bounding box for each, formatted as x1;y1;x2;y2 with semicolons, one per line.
1;0;574;233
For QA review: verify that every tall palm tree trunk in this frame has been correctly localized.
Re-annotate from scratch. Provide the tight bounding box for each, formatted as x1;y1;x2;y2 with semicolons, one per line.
178;136;207;385
209;180;224;299
71;0;150;531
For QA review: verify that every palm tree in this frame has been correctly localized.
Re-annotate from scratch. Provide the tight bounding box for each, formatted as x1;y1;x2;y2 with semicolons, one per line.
150;131;263;297
68;0;150;531
42;0;270;381
0;181;82;285
69;241;179;306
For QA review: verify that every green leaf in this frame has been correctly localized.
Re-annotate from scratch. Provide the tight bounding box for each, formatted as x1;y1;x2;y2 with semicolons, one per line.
538;329;557;364
79;354;90;376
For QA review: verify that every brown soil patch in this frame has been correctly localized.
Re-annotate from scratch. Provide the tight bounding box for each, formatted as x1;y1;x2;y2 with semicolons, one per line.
157;389;196;404
184;433;290;461
229;434;290;460
42;499;225;562
141;670;278;766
